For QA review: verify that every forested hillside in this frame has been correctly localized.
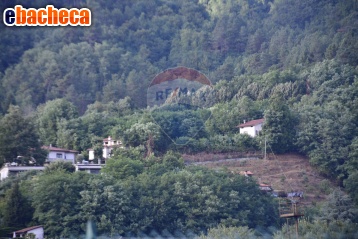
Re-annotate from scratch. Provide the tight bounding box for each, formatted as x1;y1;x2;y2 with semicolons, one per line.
1;0;357;112
0;0;358;237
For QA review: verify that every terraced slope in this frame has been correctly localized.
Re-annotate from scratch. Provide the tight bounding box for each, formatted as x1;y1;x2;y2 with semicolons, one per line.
184;153;337;206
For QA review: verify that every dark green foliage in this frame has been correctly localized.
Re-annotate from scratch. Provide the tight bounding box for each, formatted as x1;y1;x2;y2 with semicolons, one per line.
262;96;297;154
21;153;278;237
44;161;76;174
102;156;144;180
32;171;92;238
80;176;130;236
122;166;278;235
0;0;356;114
345;171;358;206
317;189;358;223
36;99;78;146
295;61;358;180
2;182;32;228
205;97;263;136
0;106;46;165
145;151;185;175
151;108;207;141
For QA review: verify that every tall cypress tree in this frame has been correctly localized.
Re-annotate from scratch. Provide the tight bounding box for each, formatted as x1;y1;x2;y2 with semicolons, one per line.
3;182;32;228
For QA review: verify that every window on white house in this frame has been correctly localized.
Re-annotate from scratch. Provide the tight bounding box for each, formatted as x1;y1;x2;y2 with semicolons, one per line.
56;153;63;158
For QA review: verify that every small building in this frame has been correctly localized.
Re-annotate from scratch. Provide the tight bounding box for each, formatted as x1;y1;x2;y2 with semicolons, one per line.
0;165;45;180
259;183;273;192
89;136;124;163
102;136;124;159
237;118;265;137
88;148;95;161
42;146;78;164
13;225;44;239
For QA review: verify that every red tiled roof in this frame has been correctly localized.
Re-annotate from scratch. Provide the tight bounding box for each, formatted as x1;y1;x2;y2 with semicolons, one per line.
238;118;265;128
259;183;271;187
240;171;254;175
42;146;78;153
14;225;43;233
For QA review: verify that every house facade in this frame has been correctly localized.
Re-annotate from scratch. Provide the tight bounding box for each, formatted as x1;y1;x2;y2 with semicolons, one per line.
88;136;124;162
13;225;44;239
103;136;124;159
42;146;78;164
237;118;265;137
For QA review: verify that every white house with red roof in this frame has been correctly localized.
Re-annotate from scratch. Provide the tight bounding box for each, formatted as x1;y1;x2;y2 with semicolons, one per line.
237;118;265;137
42;145;78;164
13;225;44;239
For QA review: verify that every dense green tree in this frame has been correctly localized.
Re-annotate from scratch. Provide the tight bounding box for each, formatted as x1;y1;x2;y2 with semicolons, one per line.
43;161;76;174
80;176;130;236
205;97;263;136
55;117;87;151
36;99;78;146
150;108;207;147
123;122;162;148
2;182;32;229
146;151;185;175
344;171;358;206
32;171;91;238
295;61;357;179
262;95;297;154
0;106;46;165
121;167;278;236
317;189;358;223
102;156;144;180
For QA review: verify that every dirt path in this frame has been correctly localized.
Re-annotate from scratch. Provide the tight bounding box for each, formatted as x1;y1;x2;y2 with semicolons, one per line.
189;157;260;165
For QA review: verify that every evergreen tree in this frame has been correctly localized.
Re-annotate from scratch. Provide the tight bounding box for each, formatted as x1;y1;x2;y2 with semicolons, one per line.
0;106;46;165
3;182;32;228
262;95;297;154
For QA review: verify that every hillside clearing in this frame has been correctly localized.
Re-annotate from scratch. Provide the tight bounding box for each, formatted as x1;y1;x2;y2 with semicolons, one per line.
184;153;337;206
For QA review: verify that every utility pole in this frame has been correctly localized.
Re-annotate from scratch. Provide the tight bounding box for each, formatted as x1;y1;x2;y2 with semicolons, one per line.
264;135;267;160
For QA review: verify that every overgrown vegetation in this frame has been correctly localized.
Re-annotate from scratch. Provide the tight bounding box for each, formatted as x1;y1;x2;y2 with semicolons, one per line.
0;157;279;238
